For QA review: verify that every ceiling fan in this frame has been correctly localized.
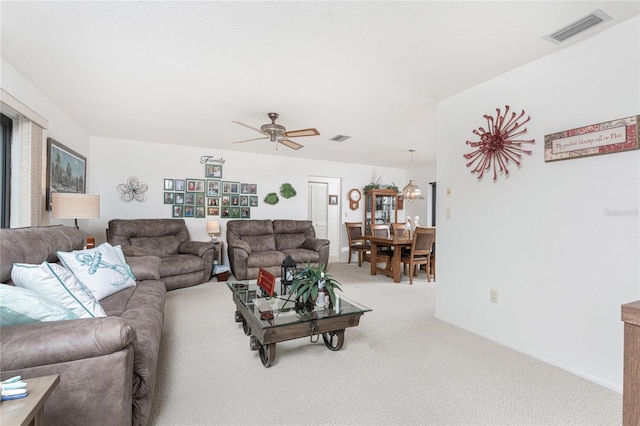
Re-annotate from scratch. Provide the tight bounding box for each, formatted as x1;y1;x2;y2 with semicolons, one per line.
231;112;320;150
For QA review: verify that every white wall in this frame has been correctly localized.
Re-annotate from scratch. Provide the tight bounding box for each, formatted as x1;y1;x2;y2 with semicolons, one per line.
435;16;640;391
88;137;406;263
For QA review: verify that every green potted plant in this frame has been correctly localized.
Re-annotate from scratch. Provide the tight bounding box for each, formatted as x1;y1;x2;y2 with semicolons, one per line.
290;263;342;310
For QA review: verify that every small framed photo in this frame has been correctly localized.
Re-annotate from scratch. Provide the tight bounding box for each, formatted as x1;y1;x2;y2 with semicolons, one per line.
230;207;241;218
195;206;206;218
223;181;239;194
175;193;185;204
249;196;258;207
249;184;257;194
207;207;220;216
221;207;231;218
187;179;205;192
164;179;174;190
230;195;239;206
175;179;186;191
240;195;249;206
164;192;174;204
207;197;220;206
172;205;183;217
329;195;338;205
241;207;250;218
207;179;220;196
205;164;223;178
221;195;231;206
195;193;206;206
184;205;195;218
185;193;195;204
240;183;250;194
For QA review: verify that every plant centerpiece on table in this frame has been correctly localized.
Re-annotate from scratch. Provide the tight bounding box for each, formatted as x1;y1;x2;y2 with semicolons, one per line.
290;263;342;310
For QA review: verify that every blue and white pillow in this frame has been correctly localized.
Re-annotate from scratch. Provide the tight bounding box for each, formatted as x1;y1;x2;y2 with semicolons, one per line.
58;242;136;300
11;262;106;319
0;285;79;327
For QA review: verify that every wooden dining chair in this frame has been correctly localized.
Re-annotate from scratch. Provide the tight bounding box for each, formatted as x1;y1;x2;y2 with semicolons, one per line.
369;223;390;238
364;223;392;265
400;226;436;284
391;222;410;238
345;222;370;267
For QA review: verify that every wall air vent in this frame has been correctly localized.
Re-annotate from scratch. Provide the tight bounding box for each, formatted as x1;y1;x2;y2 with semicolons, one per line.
330;134;351;142
544;9;612;44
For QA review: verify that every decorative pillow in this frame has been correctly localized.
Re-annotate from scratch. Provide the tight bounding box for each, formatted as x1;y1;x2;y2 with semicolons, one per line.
0;285;79;327
11;262;106;319
58;242;136;300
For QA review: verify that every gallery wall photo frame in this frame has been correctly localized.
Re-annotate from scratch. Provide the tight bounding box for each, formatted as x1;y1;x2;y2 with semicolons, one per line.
328;194;338;205
46;138;87;210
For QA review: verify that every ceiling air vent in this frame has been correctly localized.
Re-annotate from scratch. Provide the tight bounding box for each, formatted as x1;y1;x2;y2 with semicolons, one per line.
330;134;351;142
544;9;612;44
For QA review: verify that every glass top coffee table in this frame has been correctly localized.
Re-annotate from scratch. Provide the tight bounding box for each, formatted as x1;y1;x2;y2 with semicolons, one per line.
226;280;371;367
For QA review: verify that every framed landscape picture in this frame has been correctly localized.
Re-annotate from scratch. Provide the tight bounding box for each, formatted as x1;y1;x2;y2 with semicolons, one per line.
46;138;87;210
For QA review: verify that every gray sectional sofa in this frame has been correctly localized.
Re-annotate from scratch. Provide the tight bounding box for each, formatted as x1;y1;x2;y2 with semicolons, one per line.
0;225;165;426
226;219;330;280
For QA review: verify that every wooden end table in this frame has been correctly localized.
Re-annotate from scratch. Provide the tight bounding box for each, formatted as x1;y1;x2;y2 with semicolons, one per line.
0;374;60;426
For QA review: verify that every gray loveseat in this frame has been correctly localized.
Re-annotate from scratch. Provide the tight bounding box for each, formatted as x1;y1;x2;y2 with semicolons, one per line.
107;218;217;290
227;219;330;280
0;225;165;426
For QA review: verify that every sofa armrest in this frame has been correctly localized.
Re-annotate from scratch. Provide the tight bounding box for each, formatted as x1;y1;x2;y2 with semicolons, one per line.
0;317;135;371
303;237;330;252
126;255;161;281
178;241;215;258
229;239;251;255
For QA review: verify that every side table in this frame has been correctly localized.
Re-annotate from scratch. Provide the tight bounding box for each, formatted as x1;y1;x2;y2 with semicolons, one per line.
0;374;60;426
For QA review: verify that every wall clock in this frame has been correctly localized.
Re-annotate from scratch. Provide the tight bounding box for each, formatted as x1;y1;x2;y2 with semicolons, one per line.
348;188;361;210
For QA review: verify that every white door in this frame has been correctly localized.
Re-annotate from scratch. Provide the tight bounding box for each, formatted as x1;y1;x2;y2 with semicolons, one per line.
308;176;340;263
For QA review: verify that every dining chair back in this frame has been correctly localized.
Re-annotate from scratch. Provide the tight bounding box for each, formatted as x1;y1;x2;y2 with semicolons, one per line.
369;224;391;238
391;222;410;238
345;222;370;267
400;226;436;284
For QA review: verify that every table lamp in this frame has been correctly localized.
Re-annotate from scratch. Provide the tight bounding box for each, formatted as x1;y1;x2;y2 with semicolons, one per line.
206;221;220;243
51;193;100;229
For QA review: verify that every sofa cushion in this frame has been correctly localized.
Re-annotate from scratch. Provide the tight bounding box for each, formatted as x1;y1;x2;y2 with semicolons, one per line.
227;219;277;252
11;262;107;319
58;243;137;300
273;220;316;250
159;254;205;277
108;218;190;256
0;284;79;326
246;250;286;268
281;248;321;264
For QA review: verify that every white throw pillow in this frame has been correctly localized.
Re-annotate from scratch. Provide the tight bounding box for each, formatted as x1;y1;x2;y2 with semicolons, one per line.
11;262;106;319
58;242;136;300
0;285;79;327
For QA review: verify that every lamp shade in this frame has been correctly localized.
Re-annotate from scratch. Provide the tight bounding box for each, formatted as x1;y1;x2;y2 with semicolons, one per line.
402;180;425;201
206;221;221;235
51;193;100;219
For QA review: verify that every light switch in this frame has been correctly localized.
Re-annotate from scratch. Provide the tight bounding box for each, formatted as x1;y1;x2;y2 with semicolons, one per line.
445;208;452;219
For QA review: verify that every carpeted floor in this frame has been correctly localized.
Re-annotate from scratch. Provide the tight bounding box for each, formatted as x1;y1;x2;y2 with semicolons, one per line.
149;262;621;425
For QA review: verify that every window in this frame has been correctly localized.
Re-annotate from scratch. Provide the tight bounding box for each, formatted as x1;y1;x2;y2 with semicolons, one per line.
1;113;12;228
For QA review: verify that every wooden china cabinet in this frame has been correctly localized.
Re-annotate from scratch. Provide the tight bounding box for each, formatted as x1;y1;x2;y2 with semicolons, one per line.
364;189;398;235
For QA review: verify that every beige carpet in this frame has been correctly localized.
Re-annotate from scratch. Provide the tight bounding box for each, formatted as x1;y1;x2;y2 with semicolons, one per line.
150;263;621;425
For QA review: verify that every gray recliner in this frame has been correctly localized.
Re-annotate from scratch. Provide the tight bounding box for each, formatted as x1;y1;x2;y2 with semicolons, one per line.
108;218;217;290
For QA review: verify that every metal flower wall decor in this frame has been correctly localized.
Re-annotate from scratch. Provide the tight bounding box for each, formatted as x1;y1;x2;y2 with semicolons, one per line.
117;176;148;202
464;106;534;181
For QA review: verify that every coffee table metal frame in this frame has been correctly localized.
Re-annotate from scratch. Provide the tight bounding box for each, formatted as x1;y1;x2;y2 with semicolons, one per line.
227;281;371;367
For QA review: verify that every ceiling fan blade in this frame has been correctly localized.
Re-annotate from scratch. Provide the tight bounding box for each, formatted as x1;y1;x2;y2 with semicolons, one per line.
279;138;303;150
285;128;320;138
232;136;269;144
232;120;265;135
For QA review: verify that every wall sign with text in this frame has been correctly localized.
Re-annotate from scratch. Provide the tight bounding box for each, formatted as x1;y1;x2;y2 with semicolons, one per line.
544;115;639;162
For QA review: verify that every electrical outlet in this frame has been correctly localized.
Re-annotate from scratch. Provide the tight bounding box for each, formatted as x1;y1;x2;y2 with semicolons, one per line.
490;289;498;304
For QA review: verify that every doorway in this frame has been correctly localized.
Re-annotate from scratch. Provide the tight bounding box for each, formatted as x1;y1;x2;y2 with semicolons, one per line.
308;176;340;263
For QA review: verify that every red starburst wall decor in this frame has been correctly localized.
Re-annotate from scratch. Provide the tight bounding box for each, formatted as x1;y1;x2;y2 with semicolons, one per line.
464;106;535;181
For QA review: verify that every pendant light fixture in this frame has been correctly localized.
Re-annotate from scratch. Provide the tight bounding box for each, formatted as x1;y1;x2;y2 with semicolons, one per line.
402;150;424;201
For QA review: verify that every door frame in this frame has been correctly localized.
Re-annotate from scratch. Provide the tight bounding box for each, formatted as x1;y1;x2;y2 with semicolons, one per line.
308;175;340;263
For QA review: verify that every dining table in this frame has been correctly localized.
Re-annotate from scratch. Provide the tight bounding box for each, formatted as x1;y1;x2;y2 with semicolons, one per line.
367;235;413;283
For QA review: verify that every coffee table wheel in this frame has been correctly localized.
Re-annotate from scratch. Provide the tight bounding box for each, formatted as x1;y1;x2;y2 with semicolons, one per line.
322;329;345;351
242;319;251;336
234;311;243;323
259;343;276;368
